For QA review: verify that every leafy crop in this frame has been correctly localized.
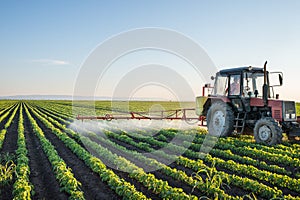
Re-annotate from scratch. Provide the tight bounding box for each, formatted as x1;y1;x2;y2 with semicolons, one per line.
0;160;16;187
0;100;299;200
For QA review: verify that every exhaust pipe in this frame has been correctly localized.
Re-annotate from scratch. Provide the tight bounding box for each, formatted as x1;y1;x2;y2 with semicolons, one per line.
263;61;268;107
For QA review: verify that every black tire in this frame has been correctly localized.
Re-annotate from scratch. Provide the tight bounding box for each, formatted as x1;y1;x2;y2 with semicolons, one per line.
207;102;234;137
254;117;282;145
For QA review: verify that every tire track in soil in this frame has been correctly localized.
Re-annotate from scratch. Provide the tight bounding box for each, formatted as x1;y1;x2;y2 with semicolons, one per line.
28;108;121;200
23;109;68;200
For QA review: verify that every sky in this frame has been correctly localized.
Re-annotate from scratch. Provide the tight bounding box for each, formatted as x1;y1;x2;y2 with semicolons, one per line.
1;0;300;101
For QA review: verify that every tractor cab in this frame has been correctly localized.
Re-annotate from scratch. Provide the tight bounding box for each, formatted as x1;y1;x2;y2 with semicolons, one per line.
213;67;264;113
214;67;282;99
212;67;282;112
214;67;264;97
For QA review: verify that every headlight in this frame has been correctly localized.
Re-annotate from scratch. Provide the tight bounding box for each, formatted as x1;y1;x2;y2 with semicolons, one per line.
286;113;296;119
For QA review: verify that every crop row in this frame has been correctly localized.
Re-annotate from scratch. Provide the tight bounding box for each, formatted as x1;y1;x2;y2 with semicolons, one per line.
153;128;300;171
100;128;287;199
29;105;292;200
61;115;284;200
0;104;20;149
24;105;85;199
0;104;17;116
0;103;18;125
73;122;242;200
26;104;151;200
29;102;73;120
183;134;300;170
134;128;300;194
118;129;290;176
27;102;300;199
13;103;33;199
27;104;201;200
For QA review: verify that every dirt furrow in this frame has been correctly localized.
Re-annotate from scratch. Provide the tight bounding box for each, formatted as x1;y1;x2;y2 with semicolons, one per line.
28;108;120;200
1;107;20;154
82;133;203;198
105;135;256;199
0;106;15;131
23;109;68;200
0;107;20;200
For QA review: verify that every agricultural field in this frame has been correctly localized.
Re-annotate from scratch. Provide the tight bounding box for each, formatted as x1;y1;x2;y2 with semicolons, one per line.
0;100;299;200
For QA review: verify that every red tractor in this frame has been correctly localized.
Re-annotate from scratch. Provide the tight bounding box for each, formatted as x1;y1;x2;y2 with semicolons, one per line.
196;61;300;145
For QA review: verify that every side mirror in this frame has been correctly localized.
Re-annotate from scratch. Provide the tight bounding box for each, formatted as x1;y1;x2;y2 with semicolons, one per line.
279;74;283;86
269;72;283;87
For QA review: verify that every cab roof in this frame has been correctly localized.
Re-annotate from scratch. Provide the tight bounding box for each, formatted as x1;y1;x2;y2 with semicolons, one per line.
219;66;264;75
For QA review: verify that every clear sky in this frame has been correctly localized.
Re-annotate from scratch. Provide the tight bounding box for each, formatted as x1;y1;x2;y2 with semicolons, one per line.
1;0;300;101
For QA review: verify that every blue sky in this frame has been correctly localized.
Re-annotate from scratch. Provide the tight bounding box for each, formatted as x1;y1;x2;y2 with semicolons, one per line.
1;1;300;101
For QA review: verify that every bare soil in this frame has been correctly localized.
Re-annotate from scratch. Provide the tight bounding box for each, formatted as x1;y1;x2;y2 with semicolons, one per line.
28;108;121;200
0;107;19;200
24;109;68;200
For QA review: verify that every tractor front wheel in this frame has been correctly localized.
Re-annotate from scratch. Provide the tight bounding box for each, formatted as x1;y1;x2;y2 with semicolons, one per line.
207;102;234;137
254;117;282;145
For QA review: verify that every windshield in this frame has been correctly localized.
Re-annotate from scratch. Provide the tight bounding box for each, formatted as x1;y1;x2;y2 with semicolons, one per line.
243;72;264;97
213;71;266;97
214;74;228;95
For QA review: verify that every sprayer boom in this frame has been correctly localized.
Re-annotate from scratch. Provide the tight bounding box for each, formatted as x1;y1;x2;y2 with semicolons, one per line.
76;108;200;122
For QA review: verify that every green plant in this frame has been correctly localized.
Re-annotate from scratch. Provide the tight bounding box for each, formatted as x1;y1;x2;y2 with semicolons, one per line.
24;105;84;200
14;100;300;200
0;152;16;165
242;193;257;200
27;104;149;200
192;160;229;198
13;103;34;200
0;160;16;186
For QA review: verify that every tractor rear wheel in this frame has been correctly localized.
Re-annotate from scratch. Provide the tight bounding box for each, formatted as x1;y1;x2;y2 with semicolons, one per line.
254;117;282;145
207;102;234;137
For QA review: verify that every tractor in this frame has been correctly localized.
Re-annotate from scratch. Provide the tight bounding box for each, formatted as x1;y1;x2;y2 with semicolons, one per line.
196;61;300;145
